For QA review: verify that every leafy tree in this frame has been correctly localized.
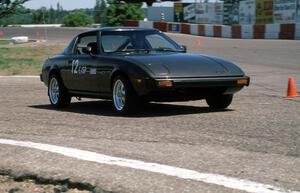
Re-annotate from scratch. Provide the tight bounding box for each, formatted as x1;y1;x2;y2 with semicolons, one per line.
63;12;93;27
55;2;64;23
0;11;32;26
119;0;181;6
121;0;155;6
31;5;67;24
94;0;107;25
32;7;48;24
0;0;30;17
48;6;55;23
106;0;144;26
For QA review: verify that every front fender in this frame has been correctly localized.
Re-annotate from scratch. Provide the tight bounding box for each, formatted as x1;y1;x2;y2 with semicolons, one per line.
109;61;153;96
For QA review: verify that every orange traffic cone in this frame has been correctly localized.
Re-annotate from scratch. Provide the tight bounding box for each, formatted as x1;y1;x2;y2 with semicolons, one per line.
195;39;202;47
286;77;298;98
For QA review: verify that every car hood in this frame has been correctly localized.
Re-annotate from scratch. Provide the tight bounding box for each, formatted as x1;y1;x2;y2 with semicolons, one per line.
124;53;245;78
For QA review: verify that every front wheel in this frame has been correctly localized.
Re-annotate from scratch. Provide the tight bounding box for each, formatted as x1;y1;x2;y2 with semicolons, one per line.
206;94;233;109
112;76;139;114
48;74;71;108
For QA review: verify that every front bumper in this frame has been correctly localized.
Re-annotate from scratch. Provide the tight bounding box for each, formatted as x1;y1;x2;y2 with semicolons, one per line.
134;76;250;101
158;76;250;88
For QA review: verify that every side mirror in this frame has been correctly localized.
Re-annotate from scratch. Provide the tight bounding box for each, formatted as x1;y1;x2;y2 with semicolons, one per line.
82;46;92;55
181;45;187;53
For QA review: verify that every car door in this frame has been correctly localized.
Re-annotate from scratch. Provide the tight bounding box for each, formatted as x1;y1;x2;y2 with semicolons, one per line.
67;32;102;92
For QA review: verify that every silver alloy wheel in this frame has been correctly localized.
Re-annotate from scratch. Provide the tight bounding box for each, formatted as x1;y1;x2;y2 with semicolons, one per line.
49;77;60;105
113;79;126;111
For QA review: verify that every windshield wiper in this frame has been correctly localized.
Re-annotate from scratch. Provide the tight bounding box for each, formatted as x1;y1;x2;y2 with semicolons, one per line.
152;48;181;52
114;48;181;54
114;48;151;53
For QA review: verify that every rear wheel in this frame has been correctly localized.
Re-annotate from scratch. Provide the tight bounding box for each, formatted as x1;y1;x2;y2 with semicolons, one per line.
48;74;71;108
206;94;233;109
112;76;139;114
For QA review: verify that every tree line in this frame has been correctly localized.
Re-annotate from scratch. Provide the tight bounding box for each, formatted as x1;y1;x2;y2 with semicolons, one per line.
0;0;144;27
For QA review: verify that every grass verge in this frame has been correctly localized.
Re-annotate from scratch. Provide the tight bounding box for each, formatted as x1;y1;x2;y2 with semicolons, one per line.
0;39;11;45
0;44;64;75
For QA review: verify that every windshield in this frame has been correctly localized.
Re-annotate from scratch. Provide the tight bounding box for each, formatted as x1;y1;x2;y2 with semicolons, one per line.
100;30;183;53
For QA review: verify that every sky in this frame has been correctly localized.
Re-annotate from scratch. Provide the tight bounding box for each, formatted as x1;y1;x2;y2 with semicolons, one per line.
24;0;97;10
23;0;181;10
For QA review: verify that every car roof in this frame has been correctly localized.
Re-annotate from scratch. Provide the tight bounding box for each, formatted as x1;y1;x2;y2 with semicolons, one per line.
79;27;159;35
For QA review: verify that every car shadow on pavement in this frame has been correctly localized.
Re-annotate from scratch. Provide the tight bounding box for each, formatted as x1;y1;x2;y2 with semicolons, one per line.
29;100;233;117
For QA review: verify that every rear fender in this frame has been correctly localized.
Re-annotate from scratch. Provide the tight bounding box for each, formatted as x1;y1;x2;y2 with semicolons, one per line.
46;65;61;86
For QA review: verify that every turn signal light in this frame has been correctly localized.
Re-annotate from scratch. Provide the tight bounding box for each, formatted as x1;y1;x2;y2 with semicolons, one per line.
237;79;248;85
158;80;173;87
136;79;143;84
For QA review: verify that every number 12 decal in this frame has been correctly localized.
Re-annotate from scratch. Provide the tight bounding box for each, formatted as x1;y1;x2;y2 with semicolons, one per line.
71;59;86;74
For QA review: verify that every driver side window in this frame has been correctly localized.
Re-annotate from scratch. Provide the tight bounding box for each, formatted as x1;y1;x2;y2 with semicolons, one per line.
74;34;97;55
101;35;130;52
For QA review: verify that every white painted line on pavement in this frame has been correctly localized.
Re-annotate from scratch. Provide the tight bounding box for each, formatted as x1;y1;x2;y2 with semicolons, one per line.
0;139;298;193
0;76;39;78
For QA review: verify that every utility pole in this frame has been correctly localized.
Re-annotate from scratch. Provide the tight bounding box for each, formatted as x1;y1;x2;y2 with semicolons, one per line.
296;0;299;22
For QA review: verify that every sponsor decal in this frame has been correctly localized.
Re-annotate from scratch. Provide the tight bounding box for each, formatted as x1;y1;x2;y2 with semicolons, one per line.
239;0;256;24
256;0;274;24
71;59;87;75
223;0;240;25
274;0;297;23
174;2;223;24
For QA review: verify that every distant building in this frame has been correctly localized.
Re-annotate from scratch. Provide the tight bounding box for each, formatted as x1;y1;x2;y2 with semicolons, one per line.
145;0;300;25
146;7;174;22
174;2;224;24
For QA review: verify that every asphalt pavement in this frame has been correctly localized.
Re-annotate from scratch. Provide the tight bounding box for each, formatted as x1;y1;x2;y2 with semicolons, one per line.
0;27;299;193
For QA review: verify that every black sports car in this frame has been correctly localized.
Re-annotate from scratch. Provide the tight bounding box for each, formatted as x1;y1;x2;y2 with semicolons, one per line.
41;27;249;114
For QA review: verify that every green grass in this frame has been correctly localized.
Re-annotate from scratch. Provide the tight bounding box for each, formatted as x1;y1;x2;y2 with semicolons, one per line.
0;58;34;69
0;39;11;45
0;45;64;75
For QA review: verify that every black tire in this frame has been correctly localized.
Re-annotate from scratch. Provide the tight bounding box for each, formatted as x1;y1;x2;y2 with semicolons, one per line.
48;74;71;108
206;94;233;109
112;75;139;114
